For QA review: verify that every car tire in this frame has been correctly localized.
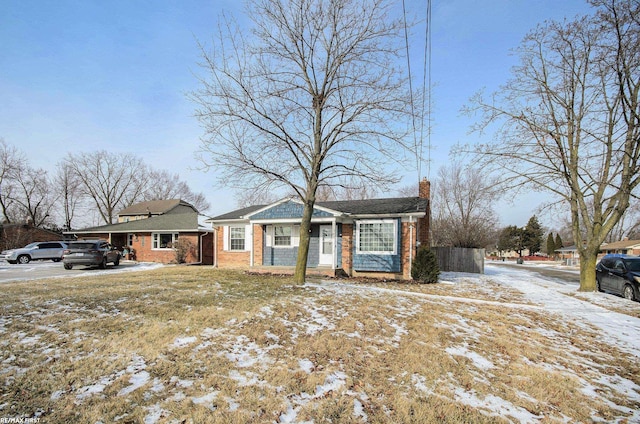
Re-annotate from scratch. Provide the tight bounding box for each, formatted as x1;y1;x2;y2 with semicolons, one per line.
64;263;73;270
113;256;120;266
17;255;30;264
52;258;61;262
99;257;107;269
623;285;636;301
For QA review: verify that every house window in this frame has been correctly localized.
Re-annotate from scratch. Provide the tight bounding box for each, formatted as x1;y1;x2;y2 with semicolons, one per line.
229;226;245;251
356;220;396;254
153;233;178;249
127;233;134;246
274;225;292;246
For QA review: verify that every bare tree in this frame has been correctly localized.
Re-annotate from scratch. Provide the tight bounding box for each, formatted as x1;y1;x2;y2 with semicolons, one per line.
142;169;211;212
64;151;148;225
192;0;414;282
431;163;500;248
462;0;640;291
605;202;640;242
0;139;26;223
11;166;56;228
54;161;85;231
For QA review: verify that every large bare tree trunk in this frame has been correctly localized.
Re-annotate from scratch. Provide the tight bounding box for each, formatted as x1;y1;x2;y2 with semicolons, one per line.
294;200;314;283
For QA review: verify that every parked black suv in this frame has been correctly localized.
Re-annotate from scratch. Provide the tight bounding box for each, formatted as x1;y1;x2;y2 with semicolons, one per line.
62;240;121;270
595;254;640;301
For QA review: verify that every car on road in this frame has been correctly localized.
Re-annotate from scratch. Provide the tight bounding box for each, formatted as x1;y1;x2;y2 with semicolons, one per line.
595;254;640;301
0;241;68;264
62;240;121;270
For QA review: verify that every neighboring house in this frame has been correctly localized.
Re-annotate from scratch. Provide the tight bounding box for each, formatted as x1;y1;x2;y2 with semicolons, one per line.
208;179;431;280
66;199;214;264
554;239;640;267
0;223;65;252
599;239;640;256
556;245;581;266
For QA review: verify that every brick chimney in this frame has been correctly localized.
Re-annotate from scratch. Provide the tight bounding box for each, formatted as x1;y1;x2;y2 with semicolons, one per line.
419;178;430;199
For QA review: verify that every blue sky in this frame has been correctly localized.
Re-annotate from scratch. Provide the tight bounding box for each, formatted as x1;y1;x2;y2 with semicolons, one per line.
0;0;592;226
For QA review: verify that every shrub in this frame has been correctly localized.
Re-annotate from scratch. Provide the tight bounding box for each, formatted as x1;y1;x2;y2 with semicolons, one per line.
174;238;196;264
411;246;440;284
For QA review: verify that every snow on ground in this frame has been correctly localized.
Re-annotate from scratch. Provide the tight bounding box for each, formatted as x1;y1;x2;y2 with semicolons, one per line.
483;264;640;358
3;262;640;423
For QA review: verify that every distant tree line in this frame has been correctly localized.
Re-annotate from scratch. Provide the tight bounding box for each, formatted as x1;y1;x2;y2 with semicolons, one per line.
496;216;544;257
0;138;210;231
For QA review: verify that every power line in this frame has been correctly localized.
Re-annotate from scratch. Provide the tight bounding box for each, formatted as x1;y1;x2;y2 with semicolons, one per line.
421;0;432;180
402;0;432;183
401;0;418;179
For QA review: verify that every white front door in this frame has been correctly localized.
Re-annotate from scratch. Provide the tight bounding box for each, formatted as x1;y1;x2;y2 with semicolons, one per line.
319;225;333;266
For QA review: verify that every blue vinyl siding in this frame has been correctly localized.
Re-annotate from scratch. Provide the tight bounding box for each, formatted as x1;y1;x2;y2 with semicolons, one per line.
352;218;402;272
252;201;333;220
262;225;321;267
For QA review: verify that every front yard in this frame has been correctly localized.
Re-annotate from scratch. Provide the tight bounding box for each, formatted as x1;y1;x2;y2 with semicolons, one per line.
1;266;639;423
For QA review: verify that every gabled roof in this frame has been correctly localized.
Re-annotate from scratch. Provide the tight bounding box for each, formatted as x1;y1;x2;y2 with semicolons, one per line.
210;204;268;221
118;199;196;216
69;204;211;234
209;197;428;222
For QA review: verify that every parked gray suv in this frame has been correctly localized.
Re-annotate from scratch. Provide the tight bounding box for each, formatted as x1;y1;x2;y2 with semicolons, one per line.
62;240;121;270
0;241;68;264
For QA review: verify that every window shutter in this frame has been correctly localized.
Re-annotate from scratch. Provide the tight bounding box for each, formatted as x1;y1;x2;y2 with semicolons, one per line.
292;225;300;247
223;226;229;251
266;225;273;247
245;224;252;251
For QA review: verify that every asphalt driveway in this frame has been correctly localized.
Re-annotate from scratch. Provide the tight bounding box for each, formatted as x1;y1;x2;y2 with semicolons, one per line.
0;260;162;283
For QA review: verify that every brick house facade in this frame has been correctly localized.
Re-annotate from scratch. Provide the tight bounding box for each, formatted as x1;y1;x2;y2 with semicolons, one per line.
209;179;431;280
66;200;214;265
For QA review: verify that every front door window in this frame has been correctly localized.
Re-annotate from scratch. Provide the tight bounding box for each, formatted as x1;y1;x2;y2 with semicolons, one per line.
319;225;333;266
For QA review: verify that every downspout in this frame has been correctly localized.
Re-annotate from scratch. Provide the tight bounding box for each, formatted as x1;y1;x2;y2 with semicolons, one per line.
199;232;209;265
213;226;219;268
409;216;414;277
249;223;254;267
331;220;336;270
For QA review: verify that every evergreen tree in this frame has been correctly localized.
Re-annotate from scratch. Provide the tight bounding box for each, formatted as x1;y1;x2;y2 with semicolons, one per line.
523;215;544;255
555;233;564;251
411;247;440;284
498;225;526;257
546;233;556;258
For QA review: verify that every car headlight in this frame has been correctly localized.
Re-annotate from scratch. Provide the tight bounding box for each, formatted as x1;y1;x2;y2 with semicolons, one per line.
634;276;640;284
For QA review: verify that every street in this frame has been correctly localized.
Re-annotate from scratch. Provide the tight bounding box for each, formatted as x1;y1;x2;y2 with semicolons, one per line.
490;260;581;285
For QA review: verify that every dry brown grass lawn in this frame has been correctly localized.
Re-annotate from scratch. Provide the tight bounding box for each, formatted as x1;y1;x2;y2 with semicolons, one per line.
1;267;639;423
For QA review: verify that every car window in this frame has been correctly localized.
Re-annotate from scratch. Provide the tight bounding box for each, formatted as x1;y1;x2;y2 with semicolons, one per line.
601;258;614;268
24;242;39;249
41;243;62;249
624;259;640;272
614;260;625;270
69;242;96;249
